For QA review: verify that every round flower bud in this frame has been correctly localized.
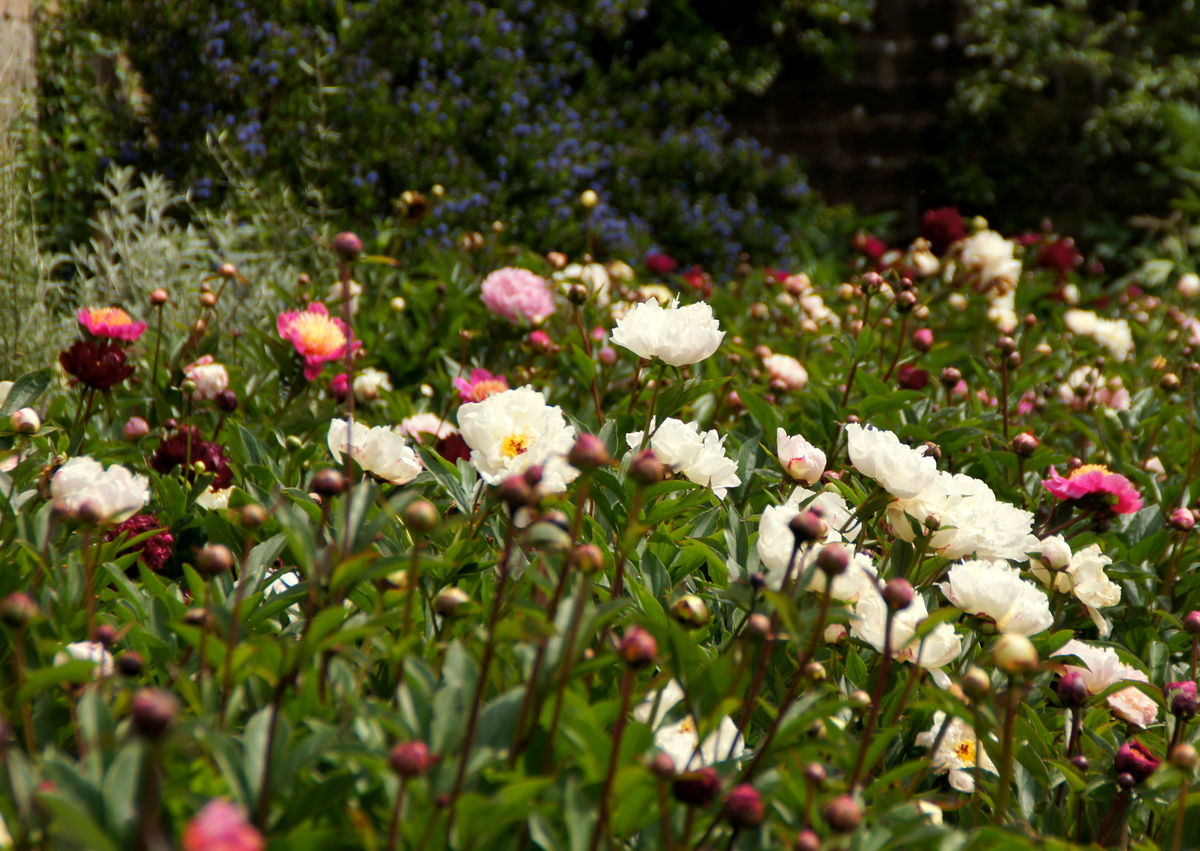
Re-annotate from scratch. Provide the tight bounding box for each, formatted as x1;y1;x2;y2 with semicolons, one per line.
618;627;657;668
628;450;665;487
670;595;710;629
1161;371;1182;392
788;511;826;545
961;666;991;700
216;389;239;413
568;543;604;573
1069;754;1090;773
10;407;39;434
124;416;150;441
794;829;822;851
671;767;721;808
579;190;599;209
311;468;346;498
240;504;267;528
881;578;914;611
218;263;237;279
1169;507;1196;532
390;297;407;312
816;544;850;577
433;587;471;617
849;690;872;711
92;624;116;647
823;795;863;833
402;499;440;534
1011;432;1039;457
149;288;169;306
939;366;962;389
894;290;918;313
196;544;234;576
745;613;772;640
546;251;568;270
723;784;765;829
804;661;826;682
1114;741;1160;785
199;292;218;308
390;741;435;778
993;633;1038;674
649;752;676;780
131;688;179;739
1171;743;1199;772
117;651;143;678
911;328;934;352
1167;681;1198;720
1056;670;1089;708
803;762;826;786
1117;772;1136;788
332;231;363;261
1185;611;1200;633
568;433;611;470
497;474;536;510
0;591;39;627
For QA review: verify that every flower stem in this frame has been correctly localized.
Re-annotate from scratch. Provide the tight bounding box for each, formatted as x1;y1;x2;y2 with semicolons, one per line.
994;677;1020;823
543;573;593;772
589;668;635;851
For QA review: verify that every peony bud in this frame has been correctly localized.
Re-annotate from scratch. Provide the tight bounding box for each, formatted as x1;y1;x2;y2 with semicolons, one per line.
618;627;657;668
1114;741;1160;785
789;511;826;545
672;767;721;808
649;752;676;780
216;389;239;413
131;688;179;739
10;407;39;433
1167;681;1198;719
1070;754;1090;773
402;499;440;534
1039;536;1072;571
332;231;363;261
124;416;150;441
497;474;536;510
816;544;849;577
1169;507;1196;531
823;795;863;832
117;651;143;677
196;544;234;576
568;433;610;470
1011;432;1039;457
390;741;435;778
1171;743;1199;772
911;328;934;352
0;591;39;627
240;504;267;528
1056;670;1088;708
311;468;346;498
579;190;599;209
993;633;1038;674
568;543;603;573
723;784;765;829
150;288;169;306
671;595;710;629
939;366;962;389
961;666;991;700
628;450;665;486
433;587;471;617
794;829;822;851
1185;611;1200;633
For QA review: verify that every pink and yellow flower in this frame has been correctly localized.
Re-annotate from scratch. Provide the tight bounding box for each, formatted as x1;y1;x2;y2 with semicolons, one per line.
276;303;359;381
77;307;147;341
1043;464;1143;515
453;368;508;403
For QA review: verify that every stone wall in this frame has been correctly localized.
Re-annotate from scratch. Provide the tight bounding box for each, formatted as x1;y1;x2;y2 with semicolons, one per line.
728;0;963;231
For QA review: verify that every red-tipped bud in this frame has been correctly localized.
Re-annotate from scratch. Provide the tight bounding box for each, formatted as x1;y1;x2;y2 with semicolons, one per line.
118;652;143;677
497;474;536;510
568;433;611;470
311;468;346;498
124;416;150;441
882;578;914;610
1167;681;1198;719
390;741;435;777
670;595;710;629
628;450;665;486
1114;741;1160;785
816;544;850;577
1185;610;1200;633
332;231;363;261
1;591;39;627
196;544;234;576
403;499;440;534
131;688;179;739
911;328;934;352
1169;507;1196;531
617;627;657;668
723;784;765;829
789;511;825;545
823;795;863;832
1012;432;1039;457
1056;670;1088;708
649;752;676;780
671;766;721;808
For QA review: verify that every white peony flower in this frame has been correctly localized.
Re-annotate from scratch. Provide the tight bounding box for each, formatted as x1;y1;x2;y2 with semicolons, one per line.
554;262;612;305
1052;639;1157;727
56;640;114;678
183;355;229;401
916;711;997;793
327;419;422;486
888;470;1037;562
756;487;868;597
1064;309;1134;361
762;353;808;391
326;278;363;315
1030;541;1120;635
195;486;232;510
852;591;961;686
352;367;393;403
939;560;1052;636
458;386;578;493
399;412;457;441
844;423;939;499
625;418;740;499
775;428;826;485
610;298;724;366
50;456;149;523
987;290;1019;334
960;230;1021;292
633;679;744;769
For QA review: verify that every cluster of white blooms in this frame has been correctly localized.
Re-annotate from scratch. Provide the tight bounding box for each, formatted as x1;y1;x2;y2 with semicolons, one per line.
851;591;962;687
959;230;1021;293
1031;537;1121;635
626;418;741;499
1053;639;1158;727
1064;309;1134;361
844;423;940;498
633;679;744;769
51;456;149;523
327;419;422;486
459;386;578;493
939;560;1053;636
611;298;724;366
756;487;870;598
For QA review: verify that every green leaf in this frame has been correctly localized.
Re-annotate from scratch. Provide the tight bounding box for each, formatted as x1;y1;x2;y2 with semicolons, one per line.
0;369;52;417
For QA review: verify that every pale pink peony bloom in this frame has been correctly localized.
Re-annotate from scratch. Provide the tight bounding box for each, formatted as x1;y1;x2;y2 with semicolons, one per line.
453;368;509;403
762;354;808;391
481;267;556;325
183;355;229;401
182;799;264;851
1043;464;1143;515
400;413;457;441
77;307;148;341
775;428;825;485
277;303;358;381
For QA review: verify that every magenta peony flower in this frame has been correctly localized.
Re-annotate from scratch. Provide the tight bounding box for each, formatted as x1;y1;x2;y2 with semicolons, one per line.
453;368;508;403
1114;741;1159;785
480;267;556;325
1043;464;1143;515
644;252;679;275
77;307;148;341
276;303;358;381
182;799;264;851
151;426;234;490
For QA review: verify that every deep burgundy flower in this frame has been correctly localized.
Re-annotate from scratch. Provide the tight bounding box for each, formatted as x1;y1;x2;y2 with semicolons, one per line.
1037;238;1082;278
853;233;887;263
436;432;472;464
104;514;175;572
151;426;233;489
920;207;966;255
1114;741;1160;785
1167;681;1198;719
672;766;721;808
897;364;930;390
59;340;134;390
644;252;679;276
681;265;713;298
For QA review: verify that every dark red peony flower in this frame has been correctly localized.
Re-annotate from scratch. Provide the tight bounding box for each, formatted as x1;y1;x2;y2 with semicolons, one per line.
644;252;679;276
853;233;887;263
151;426;234;489
1037;238;1082;278
681;265;713;298
920;207;966;255
436;432;472;465
59;340;135;390
897;364;930;390
104;513;175;572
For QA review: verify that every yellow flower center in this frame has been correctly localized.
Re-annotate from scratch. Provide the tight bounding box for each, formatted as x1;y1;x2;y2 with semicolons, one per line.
955;739;976;767
501;432;531;459
292;312;346;356
87;307;133;326
676;717;696;735
1071;464;1111;478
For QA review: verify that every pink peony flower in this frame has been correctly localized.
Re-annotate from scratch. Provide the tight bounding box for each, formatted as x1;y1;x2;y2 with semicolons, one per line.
182;799;264;851
1043;464;1143;515
480;267;556;325
330;372;350;402
453;368;508;403
527;329;555;351
77;307;148;341
183;355;229;401
276;303;358;381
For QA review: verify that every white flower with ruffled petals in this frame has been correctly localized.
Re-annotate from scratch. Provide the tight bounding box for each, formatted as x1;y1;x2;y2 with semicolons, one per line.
852;591;961;686
1030;540;1121;636
939;560;1052;636
1052;639;1157;727
458;387;578;493
626;418;740;498
844;423;939;499
327;419;422;486
353;367;393;403
51;456;149;523
960;230;1021;292
756;487;868;597
916;711;997;792
633;679;744;769
776;428;825;485
611;298;724;366
400;412;457;441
